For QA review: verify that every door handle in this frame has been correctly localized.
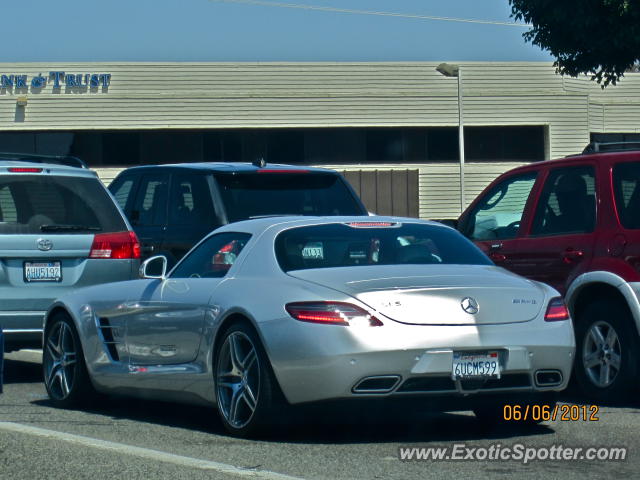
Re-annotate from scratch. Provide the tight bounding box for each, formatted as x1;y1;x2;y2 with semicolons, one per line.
489;252;507;262
562;248;584;264
487;243;505;262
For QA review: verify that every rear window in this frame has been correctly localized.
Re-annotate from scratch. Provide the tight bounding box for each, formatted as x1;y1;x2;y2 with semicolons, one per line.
613;162;640;229
0;175;127;234
275;222;492;272
214;172;365;223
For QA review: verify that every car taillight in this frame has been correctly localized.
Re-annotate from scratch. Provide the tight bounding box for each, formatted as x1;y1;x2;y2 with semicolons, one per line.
8;167;43;173
544;297;570;322
346;222;396;228
257;169;309;173
285;301;383;327
89;231;141;259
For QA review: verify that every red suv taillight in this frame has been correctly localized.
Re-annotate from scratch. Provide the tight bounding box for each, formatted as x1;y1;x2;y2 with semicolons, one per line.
544;297;570;322
285;301;383;326
89;231;141;259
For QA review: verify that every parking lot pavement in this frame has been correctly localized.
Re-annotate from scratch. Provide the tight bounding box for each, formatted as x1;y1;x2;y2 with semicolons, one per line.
1;351;638;480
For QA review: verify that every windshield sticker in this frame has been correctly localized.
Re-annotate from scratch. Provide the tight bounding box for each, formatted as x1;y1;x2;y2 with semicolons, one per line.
302;242;324;260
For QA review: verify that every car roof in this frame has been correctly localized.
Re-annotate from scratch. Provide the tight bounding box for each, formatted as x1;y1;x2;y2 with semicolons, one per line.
213;215;448;236
114;162;339;174
0;160;99;178
0;152;87;168
495;150;640;177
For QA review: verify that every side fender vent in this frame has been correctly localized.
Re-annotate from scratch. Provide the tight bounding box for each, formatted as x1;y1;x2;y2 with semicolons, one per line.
98;317;121;361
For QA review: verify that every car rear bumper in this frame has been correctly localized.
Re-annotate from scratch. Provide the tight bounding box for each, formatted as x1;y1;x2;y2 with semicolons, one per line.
0;311;46;331
262;317;576;404
0;326;4;393
0;312;45;351
1;330;42;351
0;259;138;350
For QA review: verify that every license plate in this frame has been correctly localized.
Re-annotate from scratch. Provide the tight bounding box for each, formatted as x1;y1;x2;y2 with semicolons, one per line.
452;351;501;379
24;261;62;282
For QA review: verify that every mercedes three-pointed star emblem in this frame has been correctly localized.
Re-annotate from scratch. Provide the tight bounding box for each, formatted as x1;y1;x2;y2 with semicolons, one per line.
461;296;479;314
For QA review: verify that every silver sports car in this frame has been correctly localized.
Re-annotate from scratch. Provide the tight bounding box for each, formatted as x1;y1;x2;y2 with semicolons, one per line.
43;216;575;436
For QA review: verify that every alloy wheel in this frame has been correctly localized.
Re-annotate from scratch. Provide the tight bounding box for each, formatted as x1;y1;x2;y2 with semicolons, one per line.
216;331;261;429
44;321;78;400
582;320;622;388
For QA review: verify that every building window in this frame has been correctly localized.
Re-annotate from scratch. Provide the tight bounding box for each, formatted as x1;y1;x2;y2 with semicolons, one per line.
304;128;365;164
591;132;640;143
266;129;304;164
140;131;202;164
102;132;140;165
426;128;458;161
366;129;404;163
465;126;545;161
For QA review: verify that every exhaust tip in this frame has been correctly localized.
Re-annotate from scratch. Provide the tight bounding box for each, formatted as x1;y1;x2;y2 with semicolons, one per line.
352;375;401;394
535;369;563;387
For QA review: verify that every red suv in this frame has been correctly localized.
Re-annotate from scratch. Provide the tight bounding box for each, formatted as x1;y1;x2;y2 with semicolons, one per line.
456;144;640;400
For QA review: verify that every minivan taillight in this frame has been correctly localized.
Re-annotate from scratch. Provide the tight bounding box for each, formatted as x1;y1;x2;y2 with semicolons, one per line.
544;297;570;322
8;167;43;173
285;301;383;326
89;231;141;259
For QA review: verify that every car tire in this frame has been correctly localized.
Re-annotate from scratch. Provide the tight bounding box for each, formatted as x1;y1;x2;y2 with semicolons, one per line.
574;299;638;401
473;394;556;427
43;313;95;408
214;321;285;437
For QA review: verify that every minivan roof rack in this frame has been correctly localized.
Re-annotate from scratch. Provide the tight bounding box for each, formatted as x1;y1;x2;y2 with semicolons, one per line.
582;142;640;155
0;152;87;168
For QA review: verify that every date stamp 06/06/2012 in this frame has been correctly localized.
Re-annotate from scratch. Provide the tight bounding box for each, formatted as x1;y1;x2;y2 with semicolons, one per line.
503;404;600;422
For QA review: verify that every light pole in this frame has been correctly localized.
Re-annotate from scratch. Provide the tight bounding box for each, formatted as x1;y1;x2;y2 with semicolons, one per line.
436;63;465;214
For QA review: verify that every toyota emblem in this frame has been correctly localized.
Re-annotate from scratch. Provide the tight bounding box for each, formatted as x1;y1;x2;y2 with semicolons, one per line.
461;297;479;314
37;238;53;251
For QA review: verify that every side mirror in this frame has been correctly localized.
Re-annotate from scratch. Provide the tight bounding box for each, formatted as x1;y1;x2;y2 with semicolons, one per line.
139;255;168;279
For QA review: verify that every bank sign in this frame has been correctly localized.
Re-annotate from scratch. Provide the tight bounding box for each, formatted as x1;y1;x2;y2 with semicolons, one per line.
0;71;111;91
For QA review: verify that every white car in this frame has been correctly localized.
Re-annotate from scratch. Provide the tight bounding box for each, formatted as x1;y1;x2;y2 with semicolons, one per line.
43;216;575;437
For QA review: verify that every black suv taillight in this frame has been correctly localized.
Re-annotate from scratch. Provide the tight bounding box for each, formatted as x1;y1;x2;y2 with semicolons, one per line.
285;301;383;327
90;231;141;259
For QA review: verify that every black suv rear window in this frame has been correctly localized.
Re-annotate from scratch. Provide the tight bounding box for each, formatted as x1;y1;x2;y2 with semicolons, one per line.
613;162;640;229
214;172;365;223
0;175;127;234
275;222;492;272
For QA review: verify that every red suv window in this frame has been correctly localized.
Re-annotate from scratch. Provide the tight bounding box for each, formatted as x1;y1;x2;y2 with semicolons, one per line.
613;162;640;229
461;172;537;241
530;166;596;236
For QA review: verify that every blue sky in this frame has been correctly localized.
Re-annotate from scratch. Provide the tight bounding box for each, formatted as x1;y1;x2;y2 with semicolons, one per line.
0;0;552;62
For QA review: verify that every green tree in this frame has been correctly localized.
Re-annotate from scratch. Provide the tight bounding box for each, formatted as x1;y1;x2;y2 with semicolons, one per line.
509;0;640;86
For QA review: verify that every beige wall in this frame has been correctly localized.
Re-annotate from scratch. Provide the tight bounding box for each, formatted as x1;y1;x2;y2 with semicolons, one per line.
3;61;640;219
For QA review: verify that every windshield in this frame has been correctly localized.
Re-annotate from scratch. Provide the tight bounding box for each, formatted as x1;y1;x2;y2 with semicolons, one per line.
214;172;365;223
0;175;127;234
275;222;493;272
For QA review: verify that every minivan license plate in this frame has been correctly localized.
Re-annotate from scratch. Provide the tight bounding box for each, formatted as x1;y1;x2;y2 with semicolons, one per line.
452;352;501;379
24;261;62;282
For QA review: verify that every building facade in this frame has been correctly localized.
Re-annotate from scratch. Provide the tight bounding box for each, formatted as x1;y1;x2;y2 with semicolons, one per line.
0;62;639;219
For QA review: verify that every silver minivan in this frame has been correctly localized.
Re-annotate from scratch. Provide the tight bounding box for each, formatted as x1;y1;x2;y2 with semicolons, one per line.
0;156;140;352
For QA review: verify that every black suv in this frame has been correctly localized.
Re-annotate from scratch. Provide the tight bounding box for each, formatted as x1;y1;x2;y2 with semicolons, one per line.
108;162;368;264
